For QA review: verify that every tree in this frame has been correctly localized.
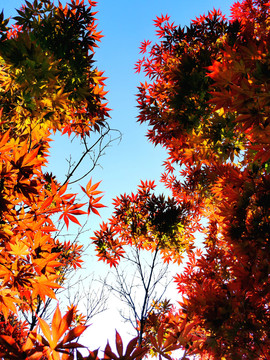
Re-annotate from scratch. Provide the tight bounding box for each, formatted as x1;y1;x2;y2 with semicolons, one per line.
95;182;181;346
94;0;270;359
0;0;111;358
92;181;196;359
104;246;171;346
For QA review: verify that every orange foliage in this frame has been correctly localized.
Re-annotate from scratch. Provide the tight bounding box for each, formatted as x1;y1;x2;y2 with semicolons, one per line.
0;0;108;358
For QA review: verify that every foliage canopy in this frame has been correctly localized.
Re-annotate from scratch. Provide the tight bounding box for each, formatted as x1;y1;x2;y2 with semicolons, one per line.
96;0;270;359
0;0;270;359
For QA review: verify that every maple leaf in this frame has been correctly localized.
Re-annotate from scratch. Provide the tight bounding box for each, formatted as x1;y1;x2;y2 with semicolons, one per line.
59;202;86;229
0;289;22;321
31;275;62;303
104;332;148;360
32;253;63;276
81;178;105;215
8;242;30;258
139;40;152;54
33;305;87;360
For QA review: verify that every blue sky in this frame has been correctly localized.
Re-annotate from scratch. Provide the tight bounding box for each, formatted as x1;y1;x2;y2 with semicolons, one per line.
3;0;236;352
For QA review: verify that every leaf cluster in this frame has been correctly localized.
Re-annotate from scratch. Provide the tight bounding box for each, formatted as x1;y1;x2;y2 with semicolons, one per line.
91;180;195;267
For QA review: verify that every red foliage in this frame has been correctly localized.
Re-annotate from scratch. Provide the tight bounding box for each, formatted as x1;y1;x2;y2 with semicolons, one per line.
133;0;270;358
96;0;270;359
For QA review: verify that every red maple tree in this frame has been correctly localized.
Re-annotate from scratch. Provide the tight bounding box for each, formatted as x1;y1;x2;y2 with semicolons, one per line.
95;0;270;359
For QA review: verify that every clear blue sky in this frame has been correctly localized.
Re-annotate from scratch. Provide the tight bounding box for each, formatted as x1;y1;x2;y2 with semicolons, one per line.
3;0;236;352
